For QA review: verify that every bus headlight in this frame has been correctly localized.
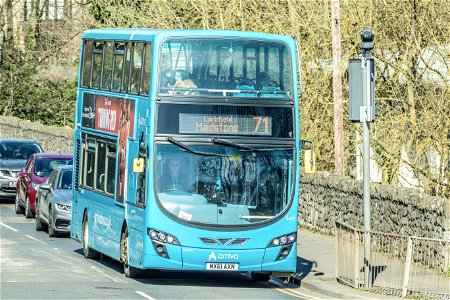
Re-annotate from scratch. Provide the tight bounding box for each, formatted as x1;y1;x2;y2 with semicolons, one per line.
267;232;296;247
147;228;179;245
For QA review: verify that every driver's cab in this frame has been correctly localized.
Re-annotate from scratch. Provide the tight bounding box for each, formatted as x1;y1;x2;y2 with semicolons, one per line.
156;156;193;193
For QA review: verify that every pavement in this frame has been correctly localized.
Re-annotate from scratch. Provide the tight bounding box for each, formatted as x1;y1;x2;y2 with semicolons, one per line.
295;228;399;299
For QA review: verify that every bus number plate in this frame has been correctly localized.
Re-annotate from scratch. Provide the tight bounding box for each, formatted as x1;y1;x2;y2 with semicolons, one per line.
205;263;239;271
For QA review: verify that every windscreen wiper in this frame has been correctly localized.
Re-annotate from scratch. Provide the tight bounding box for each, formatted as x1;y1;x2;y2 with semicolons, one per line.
212;138;289;152
211;138;255;151
167;137;227;157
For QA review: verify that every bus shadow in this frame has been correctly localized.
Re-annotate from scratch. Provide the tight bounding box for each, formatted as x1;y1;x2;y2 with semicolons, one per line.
74;249;311;288
295;256;319;281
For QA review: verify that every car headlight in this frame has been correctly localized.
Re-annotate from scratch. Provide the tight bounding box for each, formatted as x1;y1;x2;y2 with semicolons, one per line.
55;204;71;211
267;232;296;247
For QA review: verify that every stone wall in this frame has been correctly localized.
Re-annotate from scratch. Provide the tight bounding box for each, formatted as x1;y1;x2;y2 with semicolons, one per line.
300;172;449;240
0;116;73;153
1;115;448;240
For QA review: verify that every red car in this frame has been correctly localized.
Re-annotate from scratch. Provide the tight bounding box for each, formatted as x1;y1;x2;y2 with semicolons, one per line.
15;153;73;218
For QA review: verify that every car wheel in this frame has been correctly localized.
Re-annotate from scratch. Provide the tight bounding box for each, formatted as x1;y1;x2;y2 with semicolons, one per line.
35;205;44;231
48;208;56;237
25;195;34;219
15;194;24;215
121;229;142;278
82;215;100;259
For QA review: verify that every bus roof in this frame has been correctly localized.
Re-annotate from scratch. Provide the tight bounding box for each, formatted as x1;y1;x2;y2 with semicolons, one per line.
81;28;295;44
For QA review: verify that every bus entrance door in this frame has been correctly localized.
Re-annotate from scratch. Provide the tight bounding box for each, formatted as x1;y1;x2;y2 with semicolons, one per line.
125;140;146;258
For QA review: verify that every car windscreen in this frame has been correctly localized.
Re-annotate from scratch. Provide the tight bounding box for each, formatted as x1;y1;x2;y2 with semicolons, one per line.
58;169;73;189
0;142;41;160
34;158;73;177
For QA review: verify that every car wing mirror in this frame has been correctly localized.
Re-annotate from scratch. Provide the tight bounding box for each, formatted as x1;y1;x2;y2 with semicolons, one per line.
39;184;51;191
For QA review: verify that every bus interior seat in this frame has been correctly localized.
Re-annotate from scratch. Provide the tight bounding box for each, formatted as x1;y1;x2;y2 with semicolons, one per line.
259;86;284;98
235;78;257;97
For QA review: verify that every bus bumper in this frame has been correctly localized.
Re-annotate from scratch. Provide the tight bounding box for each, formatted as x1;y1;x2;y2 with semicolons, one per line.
141;243;297;273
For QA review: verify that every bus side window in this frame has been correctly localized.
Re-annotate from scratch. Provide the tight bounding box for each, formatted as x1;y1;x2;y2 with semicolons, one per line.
141;43;152;95
101;42;113;90
122;42;131;93
91;41;104;89
95;141;107;192
84;150;95;188
130;42;144;94
81;40;93;87
106;143;116;195
112;42;125;92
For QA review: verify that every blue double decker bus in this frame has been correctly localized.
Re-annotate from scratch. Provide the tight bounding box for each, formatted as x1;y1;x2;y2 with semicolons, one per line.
71;28;303;280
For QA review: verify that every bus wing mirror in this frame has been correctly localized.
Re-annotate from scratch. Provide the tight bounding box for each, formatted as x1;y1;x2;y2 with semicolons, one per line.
301;140;315;174
133;158;144;173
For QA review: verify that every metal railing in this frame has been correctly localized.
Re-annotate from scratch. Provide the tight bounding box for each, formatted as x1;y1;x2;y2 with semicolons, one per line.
335;221;450;299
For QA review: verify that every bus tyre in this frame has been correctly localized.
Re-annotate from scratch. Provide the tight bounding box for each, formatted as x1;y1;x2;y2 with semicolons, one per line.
250;272;272;282
15;194;24;215
82;216;100;259
121;230;142;278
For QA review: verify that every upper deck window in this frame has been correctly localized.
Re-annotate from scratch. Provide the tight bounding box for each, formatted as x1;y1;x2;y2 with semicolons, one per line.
80;39;151;96
158;38;293;99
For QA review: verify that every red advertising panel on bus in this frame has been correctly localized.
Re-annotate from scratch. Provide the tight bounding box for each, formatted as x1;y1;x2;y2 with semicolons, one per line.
82;93;135;137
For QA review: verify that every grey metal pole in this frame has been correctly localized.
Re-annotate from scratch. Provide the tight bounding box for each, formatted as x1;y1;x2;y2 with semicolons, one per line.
361;55;371;289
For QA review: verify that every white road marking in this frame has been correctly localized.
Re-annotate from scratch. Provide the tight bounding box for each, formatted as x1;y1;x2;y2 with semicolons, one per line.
0;222;18;232
136;291;157;300
90;265;127;283
26;235;48;245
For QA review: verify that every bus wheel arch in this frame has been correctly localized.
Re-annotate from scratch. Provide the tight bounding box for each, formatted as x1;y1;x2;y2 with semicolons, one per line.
82;210;100;259
120;224;142;278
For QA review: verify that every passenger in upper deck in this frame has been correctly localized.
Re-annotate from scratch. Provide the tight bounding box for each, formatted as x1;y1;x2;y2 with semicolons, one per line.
256;71;283;98
256;72;271;90
169;69;198;95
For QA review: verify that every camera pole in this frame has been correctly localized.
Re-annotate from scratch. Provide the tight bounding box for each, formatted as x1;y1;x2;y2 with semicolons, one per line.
360;27;374;289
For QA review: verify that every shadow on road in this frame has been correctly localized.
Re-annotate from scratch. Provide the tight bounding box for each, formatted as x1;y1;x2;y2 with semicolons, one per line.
73;248;317;289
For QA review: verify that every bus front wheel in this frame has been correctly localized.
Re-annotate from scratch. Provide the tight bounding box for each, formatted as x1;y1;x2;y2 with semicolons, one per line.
120;229;142;278
82;215;100;259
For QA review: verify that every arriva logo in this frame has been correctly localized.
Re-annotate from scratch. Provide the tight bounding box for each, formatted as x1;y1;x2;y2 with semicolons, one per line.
208;252;239;260
208;252;217;261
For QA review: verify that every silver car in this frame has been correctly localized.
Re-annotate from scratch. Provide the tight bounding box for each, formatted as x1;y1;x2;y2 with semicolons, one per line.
35;165;73;237
0;139;43;200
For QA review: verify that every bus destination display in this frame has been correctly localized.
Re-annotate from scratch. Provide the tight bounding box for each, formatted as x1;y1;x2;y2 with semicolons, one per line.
179;113;272;136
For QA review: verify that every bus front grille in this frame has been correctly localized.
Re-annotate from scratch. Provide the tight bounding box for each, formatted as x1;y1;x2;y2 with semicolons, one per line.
199;237;249;246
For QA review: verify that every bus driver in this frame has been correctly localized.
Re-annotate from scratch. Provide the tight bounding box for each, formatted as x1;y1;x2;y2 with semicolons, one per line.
158;158;189;192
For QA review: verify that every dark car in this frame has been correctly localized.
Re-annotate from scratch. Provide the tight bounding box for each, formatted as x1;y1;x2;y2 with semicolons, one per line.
35;165;73;237
15;153;73;218
0;139;43;200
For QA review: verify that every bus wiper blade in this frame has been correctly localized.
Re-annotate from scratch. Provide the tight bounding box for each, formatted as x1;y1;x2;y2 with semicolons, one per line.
212;138;255;151
212;138;290;152
167;137;227;157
